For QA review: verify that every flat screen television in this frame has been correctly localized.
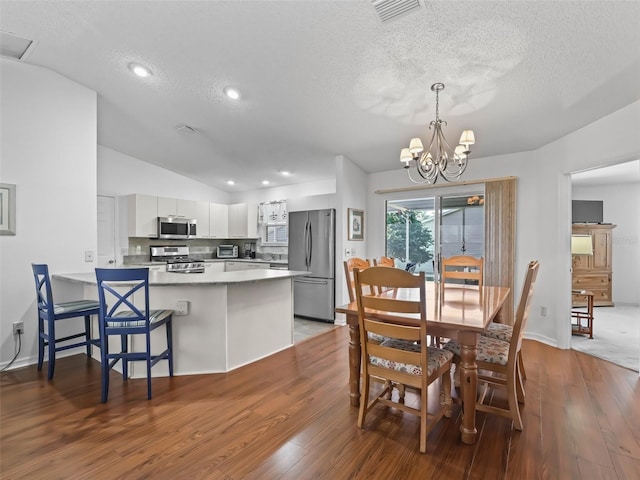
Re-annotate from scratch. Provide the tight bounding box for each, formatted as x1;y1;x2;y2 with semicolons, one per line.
572;200;603;224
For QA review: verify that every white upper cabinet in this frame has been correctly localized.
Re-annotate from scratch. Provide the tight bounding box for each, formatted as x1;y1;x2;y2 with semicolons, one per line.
157;196;196;218
194;201;210;238
157;196;177;217
228;203;258;238
209;203;229;239
122;194;257;240
125;194;158;238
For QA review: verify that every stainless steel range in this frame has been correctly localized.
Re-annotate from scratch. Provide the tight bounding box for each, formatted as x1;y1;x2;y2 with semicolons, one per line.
150;245;205;273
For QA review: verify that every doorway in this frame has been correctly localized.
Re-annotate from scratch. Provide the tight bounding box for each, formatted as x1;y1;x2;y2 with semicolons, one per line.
385;193;485;280
570;160;640;372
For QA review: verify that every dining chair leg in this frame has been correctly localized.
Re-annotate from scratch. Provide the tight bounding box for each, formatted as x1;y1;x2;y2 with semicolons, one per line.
100;347;109;404
442;370;453;418
47;320;56;380
508;362;523;431
84;315;92;356
121;335;128;380
146;332;153;400
166;322;174;377
357;372;371;429
518;351;526;380
37;318;45;372
516;359;526;404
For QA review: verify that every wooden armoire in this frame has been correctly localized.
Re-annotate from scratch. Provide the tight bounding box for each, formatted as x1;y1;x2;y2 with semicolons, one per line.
571;223;616;307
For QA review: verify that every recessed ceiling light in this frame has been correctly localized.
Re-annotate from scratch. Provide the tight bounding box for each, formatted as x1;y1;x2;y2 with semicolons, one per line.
129;62;152;78
227;180;235;185
280;170;292;176
262;180;270;186
224;87;241;100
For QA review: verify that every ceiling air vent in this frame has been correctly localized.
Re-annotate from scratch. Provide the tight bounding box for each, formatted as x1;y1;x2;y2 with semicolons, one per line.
0;31;35;60
371;0;422;23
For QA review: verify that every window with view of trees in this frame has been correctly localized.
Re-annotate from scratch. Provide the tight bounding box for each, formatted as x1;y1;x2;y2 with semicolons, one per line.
385;194;484;280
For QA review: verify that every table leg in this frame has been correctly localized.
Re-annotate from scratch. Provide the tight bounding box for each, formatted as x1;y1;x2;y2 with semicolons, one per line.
588;294;594;339
458;330;479;445
347;315;361;407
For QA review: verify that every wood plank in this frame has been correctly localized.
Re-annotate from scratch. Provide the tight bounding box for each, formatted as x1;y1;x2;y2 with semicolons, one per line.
1;330;639;479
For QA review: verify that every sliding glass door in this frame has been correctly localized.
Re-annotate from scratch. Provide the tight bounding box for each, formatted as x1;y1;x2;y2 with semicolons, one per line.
385;193;484;280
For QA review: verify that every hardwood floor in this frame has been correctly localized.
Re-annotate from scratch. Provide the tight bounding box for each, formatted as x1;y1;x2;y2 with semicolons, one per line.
1;326;639;479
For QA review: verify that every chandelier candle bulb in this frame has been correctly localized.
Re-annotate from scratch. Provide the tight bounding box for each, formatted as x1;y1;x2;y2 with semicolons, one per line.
400;82;476;184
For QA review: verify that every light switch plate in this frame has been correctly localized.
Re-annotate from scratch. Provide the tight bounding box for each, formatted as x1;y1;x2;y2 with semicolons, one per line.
84;250;94;262
175;300;189;316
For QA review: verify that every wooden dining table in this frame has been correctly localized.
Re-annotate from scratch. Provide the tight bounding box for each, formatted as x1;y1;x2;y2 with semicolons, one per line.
335;281;511;445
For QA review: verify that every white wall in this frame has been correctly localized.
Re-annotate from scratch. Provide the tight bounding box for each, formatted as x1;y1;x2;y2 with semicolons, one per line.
573;182;640;305
367;101;640;349
335;155;368;314
231;178;336;207
98;145;230;203
0;59;98;368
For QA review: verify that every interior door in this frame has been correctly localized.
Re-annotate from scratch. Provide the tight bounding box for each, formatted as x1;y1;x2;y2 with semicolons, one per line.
97;195;116;267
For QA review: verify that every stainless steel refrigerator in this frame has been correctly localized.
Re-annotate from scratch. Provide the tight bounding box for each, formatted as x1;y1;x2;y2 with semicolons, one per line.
288;209;335;322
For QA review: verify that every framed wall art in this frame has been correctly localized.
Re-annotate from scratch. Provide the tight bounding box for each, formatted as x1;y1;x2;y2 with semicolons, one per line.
348;208;364;241
0;183;16;235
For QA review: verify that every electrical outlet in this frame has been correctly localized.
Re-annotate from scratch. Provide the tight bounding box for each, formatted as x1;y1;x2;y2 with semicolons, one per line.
13;321;24;335
175;300;189;316
540;306;547;317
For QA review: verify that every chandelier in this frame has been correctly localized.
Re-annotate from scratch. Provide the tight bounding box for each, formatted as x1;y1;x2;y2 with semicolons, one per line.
400;83;476;184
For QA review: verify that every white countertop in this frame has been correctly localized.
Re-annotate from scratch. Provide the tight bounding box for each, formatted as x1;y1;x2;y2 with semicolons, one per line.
54;268;305;286
128;258;288;266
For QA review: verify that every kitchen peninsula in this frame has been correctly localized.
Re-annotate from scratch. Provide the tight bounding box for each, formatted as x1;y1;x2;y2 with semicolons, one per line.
54;269;305;377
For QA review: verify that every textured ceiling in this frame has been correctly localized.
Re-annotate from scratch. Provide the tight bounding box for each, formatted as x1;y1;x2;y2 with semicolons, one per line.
2;1;640;192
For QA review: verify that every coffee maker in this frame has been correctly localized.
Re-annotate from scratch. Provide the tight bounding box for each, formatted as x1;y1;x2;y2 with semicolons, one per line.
244;242;256;258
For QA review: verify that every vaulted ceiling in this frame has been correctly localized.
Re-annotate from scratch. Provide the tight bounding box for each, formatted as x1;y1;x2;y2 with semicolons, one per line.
2;1;639;191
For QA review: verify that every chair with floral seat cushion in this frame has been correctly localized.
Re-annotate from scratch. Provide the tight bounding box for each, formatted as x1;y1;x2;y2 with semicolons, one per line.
443;260;539;431
95;268;174;403
482;323;527;380
354;266;453;453
32;264;101;380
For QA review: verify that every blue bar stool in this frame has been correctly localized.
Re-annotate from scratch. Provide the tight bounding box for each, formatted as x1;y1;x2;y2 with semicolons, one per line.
32;264;101;380
95;268;174;403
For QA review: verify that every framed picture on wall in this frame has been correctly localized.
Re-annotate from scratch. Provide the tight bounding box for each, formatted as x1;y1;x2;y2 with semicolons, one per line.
348;208;364;241
0;183;16;236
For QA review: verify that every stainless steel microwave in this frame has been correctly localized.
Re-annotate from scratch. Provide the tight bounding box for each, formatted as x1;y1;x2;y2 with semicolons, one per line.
217;245;238;258
157;217;197;239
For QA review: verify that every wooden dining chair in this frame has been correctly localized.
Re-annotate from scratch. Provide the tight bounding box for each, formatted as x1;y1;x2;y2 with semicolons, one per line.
32;264;101;380
373;256;394;267
441;255;483;288
95;268;174;403
354;266;453;453
343;257;372;302
444;260;539;431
